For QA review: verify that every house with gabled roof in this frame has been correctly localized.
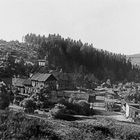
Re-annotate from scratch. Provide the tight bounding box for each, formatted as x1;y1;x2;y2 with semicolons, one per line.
30;73;57;90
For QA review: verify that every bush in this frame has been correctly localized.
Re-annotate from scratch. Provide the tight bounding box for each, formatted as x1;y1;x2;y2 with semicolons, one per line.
0;110;60;140
75;100;90;115
0;86;10;110
30;93;56;109
21;98;36;113
58;98;67;105
50;104;77;121
58;99;91;116
42;100;56;109
50;104;66;119
58;100;79;115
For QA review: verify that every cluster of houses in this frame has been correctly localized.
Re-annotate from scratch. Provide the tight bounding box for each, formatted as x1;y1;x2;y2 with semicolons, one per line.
11;59;76;93
12;73;57;94
6;58;81;105
93;80;140;122
1;55;140;122
11;68;140;122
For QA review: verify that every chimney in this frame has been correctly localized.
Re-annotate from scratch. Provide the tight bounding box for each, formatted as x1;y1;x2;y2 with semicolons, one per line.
29;73;33;78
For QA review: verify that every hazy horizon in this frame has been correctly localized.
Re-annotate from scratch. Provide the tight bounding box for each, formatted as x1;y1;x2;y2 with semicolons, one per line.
0;0;140;55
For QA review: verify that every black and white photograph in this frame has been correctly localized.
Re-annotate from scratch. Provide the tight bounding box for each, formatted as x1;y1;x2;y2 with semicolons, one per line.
0;0;140;139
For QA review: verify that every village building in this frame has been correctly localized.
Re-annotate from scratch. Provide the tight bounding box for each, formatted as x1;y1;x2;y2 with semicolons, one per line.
105;98;121;111
23;78;33;94
38;54;49;67
12;73;57;94
12;77;26;93
51;72;75;90
105;89;120;100
38;59;48;67
36;55;75;90
30;73;57;90
122;100;140;122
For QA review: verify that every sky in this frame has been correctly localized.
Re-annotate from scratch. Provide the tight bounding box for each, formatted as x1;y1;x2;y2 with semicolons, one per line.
0;0;140;55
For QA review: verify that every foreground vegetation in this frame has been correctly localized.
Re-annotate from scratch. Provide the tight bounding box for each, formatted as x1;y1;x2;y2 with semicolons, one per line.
0;109;140;140
0;110;60;140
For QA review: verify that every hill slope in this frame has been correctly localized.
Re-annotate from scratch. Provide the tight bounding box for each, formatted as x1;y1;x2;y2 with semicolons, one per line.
127;54;140;66
0;40;38;61
0;33;140;82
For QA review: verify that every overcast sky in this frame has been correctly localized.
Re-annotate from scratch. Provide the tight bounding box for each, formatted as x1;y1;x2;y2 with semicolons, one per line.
0;0;140;55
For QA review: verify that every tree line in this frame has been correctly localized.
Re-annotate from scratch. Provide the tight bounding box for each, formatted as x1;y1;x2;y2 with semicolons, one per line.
23;33;140;83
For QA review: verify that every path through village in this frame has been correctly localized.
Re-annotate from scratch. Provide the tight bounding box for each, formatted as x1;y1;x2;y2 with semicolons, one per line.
92;95;132;122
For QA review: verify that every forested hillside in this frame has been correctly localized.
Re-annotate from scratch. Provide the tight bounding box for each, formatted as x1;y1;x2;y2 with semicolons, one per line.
0;33;139;82
23;33;140;82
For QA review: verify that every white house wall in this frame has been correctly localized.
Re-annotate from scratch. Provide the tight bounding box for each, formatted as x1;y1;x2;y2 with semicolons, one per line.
32;81;36;87
37;82;45;88
126;103;130;118
32;81;45;88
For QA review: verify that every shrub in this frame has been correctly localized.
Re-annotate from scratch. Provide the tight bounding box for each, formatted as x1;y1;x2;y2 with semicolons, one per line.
0;86;10;110
66;122;112;140
58;98;67;105
50;103;78;121
30;93;56;109
0;110;60;140
58;100;79;115
9;90;14;103
57;99;91;116
50;104;66;119
21;98;36;113
68;97;76;104
42;100;56;109
75;100;90;115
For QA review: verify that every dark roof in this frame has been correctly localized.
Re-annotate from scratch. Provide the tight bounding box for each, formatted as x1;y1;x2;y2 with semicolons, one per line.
37;66;49;73
31;73;56;82
23;78;32;86
12;78;26;87
52;72;71;81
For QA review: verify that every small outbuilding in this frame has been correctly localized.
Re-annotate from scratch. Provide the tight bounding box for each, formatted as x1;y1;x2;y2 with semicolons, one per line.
122;100;140;121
